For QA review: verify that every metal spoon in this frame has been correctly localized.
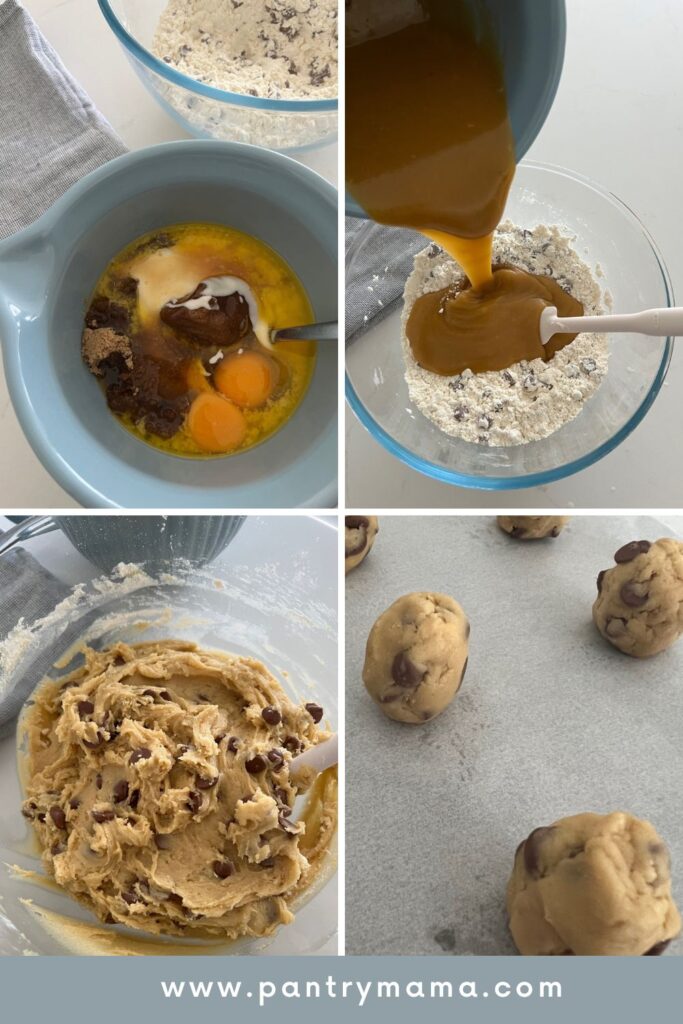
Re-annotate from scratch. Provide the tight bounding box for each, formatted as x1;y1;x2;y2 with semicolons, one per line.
270;320;337;345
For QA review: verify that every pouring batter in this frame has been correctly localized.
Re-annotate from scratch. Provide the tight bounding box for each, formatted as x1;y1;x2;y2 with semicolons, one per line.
346;0;585;374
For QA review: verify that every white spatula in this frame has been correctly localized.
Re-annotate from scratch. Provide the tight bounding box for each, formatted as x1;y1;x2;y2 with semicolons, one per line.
539;305;683;346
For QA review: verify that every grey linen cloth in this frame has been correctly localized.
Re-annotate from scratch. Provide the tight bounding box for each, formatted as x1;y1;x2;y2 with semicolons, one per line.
0;532;69;736
345;216;428;341
0;0;126;240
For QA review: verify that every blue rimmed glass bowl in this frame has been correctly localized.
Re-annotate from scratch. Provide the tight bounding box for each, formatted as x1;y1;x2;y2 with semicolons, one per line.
345;162;674;491
98;0;338;152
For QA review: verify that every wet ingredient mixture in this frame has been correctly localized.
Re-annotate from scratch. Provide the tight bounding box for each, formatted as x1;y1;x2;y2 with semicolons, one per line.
346;0;587;377
82;224;315;457
21;640;336;940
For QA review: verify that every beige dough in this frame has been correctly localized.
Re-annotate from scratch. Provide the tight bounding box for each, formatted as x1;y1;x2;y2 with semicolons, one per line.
507;811;681;955
21;640;336;941
345;516;379;574
593;538;683;657
497;516;570;540
362;592;469;724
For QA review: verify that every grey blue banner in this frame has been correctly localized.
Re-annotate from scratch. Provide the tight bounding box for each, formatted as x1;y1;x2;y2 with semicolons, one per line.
0;955;677;1022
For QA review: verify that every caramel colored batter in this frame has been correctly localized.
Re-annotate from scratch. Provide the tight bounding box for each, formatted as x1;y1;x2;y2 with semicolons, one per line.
346;0;585;375
20;640;336;942
407;265;584;375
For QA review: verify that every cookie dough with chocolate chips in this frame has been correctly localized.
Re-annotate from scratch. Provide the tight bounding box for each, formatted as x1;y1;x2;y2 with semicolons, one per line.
345;516;379;574
593;538;683;657
362;592;469;724
497;516;570;540
507;811;681;955
21;641;336;941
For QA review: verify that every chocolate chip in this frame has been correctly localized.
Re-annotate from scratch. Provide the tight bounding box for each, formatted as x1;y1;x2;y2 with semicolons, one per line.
49;806;66;829
77;700;95;717
597;569;606;593
283;736;301;754
21;806;35;820
212;859;234;879
605;616;627;636
166;892;184;906
130;747;152;764
37;813;46;823
51;841;65;855
113;780;129;804
510;526;527;539
391;651;426;689
215;733;226;744
267;748;285;770
305;702;324;724
129;789;140;809
614;540;651;564
154;833;172;850
645;940;670;956
196;774;218;790
523;826;554;878
260;858;275;868
142;689;156;698
112;654;125;666
227;737;239;753
620;582;648;608
92;809;115;823
159;691;172;701
83;732;104;749
245;755;267;774
95;773;103;790
261;706;281;726
69;798;80;810
274;787;290;807
279;814;298;834
122;891;139;905
187;791;202;814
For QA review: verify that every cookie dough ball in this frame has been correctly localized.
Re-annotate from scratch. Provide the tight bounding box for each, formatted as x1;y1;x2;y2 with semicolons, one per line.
507;811;681;956
362;592;469;724
345;516;379;574
593;538;683;657
497;516;570;540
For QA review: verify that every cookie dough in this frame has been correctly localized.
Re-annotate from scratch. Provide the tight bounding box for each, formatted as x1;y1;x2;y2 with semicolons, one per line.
21;640;336;941
362;592;469;724
497;516;570;540
593;538;683;657
345;516;379;574
507;811;681;956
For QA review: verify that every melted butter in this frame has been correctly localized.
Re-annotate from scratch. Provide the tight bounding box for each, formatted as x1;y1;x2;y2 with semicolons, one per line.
346;0;584;374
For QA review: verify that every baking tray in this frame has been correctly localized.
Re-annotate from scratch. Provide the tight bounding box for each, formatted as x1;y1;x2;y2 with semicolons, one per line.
345;514;683;955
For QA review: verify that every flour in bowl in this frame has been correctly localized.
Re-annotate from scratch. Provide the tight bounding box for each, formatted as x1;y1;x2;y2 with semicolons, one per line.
402;223;610;447
153;0;338;100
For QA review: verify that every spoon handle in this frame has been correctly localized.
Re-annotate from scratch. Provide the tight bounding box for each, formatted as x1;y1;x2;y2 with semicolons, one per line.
290;734;338;778
272;320;338;343
544;305;683;342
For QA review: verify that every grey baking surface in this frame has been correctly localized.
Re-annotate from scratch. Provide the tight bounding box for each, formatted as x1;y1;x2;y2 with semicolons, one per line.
345;514;683;956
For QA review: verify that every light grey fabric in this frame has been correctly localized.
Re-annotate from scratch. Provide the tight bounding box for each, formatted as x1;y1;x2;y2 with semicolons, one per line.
0;0;126;240
345;216;428;341
0;537;69;735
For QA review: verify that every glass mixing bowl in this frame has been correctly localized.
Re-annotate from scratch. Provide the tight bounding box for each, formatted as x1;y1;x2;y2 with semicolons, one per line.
0;516;337;955
98;0;338;152
345;162;674;491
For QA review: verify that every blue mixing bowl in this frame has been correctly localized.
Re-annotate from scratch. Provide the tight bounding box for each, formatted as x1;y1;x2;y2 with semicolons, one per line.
345;0;567;217
0;141;338;509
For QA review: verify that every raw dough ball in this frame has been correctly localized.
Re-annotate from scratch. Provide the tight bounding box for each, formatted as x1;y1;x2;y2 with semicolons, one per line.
593;538;683;657
507;811;681;955
345;515;379;574
497;515;570;540
362;592;469;724
21;640;336;940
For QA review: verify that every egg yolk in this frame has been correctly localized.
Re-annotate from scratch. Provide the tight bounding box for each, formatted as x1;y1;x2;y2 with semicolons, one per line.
214;350;277;409
187;392;247;453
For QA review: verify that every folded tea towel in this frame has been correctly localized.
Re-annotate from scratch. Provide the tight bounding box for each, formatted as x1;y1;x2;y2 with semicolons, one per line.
0;527;69;735
0;0;126;240
345;216;428;341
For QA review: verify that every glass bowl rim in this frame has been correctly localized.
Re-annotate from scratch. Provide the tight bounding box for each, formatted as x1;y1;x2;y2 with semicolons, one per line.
345;159;675;492
97;0;338;113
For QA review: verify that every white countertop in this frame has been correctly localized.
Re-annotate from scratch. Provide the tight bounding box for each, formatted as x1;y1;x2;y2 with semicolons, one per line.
346;0;683;509
0;0;338;509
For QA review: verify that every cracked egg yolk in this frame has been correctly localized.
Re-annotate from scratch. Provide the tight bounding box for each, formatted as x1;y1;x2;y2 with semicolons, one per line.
187;392;247;454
